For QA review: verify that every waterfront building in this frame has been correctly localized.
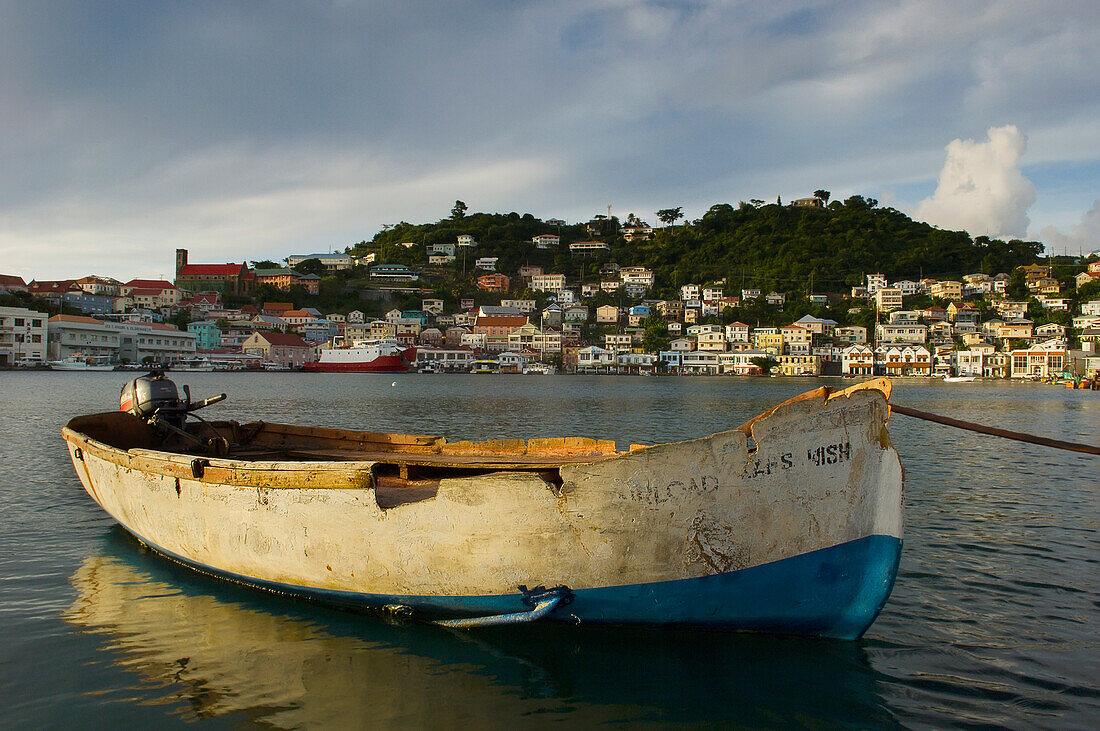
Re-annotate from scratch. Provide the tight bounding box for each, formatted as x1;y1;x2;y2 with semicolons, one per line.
842;345;875;375
187;320;222;350
577;346;615;372
0;306;48;364
45;315;120;361
507;323;561;354
1010;339;1067;379
473;315;529;353
242;331;314;368
681;351;720;374
875;345;932;376
778;354;821;376
415;347;474;372
616;352;657;373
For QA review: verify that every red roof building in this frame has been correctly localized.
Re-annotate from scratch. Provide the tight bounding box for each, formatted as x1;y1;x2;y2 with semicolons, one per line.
174;249;252;296
0;274;28;293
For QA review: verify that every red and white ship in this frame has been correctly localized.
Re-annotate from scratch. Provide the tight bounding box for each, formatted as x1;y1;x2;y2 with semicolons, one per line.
302;338;416;373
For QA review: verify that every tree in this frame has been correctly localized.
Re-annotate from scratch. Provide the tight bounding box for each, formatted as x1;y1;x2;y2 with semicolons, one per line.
750;355;779;374
656;207;684;230
251;259;279;269
451;200;467;220
292;258;326;277
813;190;830;205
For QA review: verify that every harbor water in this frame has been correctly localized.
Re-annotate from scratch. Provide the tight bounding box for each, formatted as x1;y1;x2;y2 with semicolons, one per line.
1;372;1097;728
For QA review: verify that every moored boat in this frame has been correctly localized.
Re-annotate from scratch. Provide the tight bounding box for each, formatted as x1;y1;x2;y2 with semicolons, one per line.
62;375;903;638
49;354;116;371
942;375;976;383
303;338;415;373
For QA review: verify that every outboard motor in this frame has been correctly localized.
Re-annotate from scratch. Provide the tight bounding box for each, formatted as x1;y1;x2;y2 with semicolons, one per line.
120;370;183;422
120;370;228;452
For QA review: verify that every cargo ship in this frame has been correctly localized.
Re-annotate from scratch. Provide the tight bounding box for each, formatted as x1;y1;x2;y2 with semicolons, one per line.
302;338;416;373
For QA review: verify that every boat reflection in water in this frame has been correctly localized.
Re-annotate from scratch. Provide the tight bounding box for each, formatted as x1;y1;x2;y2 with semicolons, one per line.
64;530;895;727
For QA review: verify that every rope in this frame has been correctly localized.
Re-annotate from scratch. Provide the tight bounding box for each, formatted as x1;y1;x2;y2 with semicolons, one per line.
433;585;574;629
890;404;1100;456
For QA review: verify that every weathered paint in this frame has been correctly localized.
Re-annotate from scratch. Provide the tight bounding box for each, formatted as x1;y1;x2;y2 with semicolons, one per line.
62;379;903;636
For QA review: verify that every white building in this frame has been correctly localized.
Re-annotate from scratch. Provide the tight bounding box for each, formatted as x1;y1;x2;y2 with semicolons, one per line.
620;267;655;289
532;234;559;249
680;284;700;301
0;306;48;364
874;288;903;312
842;344;875;375
876;323;928;344
530;274;567;293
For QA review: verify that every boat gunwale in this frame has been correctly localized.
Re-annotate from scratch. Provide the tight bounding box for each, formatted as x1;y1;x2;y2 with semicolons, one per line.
62;378;895;487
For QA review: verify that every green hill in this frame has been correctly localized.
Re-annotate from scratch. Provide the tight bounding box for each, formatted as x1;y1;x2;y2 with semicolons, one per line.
347;196;1044;300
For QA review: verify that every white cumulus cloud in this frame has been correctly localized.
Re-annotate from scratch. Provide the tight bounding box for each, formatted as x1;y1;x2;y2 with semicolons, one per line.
916;125;1037;239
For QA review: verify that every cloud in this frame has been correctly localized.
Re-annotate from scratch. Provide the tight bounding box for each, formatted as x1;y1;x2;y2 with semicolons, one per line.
1040;199;1100;256
1;2;1099;280
916;125;1036;239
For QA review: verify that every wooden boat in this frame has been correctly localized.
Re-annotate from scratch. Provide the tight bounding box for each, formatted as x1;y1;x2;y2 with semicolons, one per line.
62;377;903;638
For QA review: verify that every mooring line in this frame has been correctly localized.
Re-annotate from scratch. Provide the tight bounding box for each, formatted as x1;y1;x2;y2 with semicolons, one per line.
889;404;1100;456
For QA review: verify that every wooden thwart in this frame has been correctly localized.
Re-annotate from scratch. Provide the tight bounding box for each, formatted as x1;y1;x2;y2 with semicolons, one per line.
890;404;1100;456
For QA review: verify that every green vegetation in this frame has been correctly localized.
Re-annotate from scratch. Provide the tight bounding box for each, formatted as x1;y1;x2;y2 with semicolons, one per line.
348;197;1045;304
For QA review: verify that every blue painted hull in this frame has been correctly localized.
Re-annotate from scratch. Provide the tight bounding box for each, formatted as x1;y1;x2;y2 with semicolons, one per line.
126;527;901;640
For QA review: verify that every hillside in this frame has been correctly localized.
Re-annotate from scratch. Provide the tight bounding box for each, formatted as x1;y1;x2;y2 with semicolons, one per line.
347;196;1044;300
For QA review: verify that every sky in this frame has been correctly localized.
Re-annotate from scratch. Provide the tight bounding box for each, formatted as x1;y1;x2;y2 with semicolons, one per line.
2;0;1099;282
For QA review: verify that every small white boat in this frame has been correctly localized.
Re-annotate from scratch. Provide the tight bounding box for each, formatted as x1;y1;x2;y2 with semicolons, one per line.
49;355;116;371
942;375;976;383
173;358;216;372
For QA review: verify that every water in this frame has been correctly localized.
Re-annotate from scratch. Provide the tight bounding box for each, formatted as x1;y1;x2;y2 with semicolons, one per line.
2;372;1097;728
